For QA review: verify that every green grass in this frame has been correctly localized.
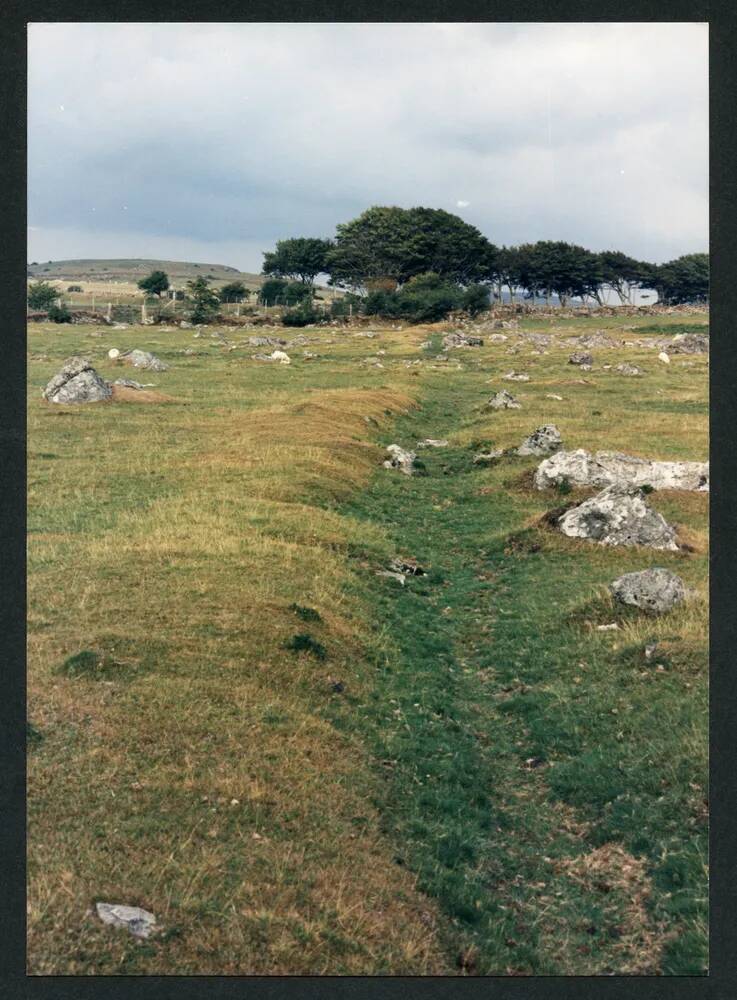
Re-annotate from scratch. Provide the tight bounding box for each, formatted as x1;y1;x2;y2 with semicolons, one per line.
27;314;707;974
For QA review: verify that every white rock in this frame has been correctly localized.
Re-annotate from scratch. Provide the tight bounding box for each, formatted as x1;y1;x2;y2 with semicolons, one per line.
416;439;449;448
96;902;157;938
107;348;120;360
383;444;416;475
534;449;708;492
270;350;291;364
556;485;679;550
658;352;671;364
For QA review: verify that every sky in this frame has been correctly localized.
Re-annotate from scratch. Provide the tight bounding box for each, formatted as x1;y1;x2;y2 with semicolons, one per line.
28;22;708;273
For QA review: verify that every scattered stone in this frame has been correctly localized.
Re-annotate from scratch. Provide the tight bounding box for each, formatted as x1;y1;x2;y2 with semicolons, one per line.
610;568;686;613
596;622;620;631
388;557;426;577
123;349;168;372
443;332;483;349
473;449;504;465
484;389;521;411
658;352;671;364
416;439;448;448
108;348;120;359
247;335;286;347
179;321;192;329
533;449;709;492
43;357;112;404
111;378;155;389
515;424;563;457
556;486;679;550
615;363;643;376
112;323;128;330
488;333;508;343
96;902;157;939
569;352;593;366
546;393;564;401
383;444;416;475
270;350;291;364
504;371;530;382
353;330;377;338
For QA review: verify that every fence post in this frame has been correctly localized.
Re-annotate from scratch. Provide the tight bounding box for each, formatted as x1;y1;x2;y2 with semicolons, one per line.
106;302;112;322
141;301;147;324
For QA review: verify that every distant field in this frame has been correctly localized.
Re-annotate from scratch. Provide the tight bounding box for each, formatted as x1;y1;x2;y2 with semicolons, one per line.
27;311;708;975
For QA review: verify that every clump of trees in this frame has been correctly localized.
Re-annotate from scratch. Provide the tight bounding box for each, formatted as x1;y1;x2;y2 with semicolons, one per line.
259;278;313;307
260;205;708;324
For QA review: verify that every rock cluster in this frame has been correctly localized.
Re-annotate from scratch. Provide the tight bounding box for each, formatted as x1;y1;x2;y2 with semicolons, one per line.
123;349;168;372
615;363;643;376
533;449;708;492
569;352;593;366
442;332;484;349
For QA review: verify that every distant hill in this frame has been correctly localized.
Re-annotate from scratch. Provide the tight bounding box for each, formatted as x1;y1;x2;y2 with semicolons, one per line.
26;258;264;289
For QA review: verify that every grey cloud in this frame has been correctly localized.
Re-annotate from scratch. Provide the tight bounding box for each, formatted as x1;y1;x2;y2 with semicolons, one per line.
28;22;707;270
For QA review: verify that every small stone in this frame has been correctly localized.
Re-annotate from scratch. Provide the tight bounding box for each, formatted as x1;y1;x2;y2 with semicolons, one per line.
484;389;521;411
569;352;593;366
416;439;448;448
658;352;671;364
504;371;530;382
615;363;643;376
108;348;120;359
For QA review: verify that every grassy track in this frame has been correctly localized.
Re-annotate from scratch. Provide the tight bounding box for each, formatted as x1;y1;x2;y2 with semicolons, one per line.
27;314;707;974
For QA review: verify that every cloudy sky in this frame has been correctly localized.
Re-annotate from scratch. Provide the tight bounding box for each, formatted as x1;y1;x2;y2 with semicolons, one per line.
28;22;708;272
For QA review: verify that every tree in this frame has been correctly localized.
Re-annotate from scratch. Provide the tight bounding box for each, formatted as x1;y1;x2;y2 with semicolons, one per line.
186;276;220;323
259;278;312;306
262;238;333;284
597;251;645;305
27;281;59;310
219;281;249;303
326;206;495;290
137;270;170;297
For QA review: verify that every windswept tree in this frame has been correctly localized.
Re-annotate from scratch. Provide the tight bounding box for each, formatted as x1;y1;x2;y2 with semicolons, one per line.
597;251;649;304
326;206;495;290
262;238;333;285
137;269;170;298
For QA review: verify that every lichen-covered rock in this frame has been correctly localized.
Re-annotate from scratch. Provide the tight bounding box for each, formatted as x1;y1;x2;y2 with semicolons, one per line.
473;449;504;465
533;449;709;492
416;439;448;448
123;349;168;372
515;424;563;457
270;350;291;364
668;333;709;355
504;371;530;381
569;352;593;366
383;444;416;475
610;568;686;613
484;389;521;411
615;363;643;376
43;357;112;404
556;486;678;550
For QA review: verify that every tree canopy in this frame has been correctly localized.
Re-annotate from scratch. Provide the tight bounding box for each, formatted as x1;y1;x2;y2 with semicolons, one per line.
218;281;249;303
186;276;220;323
137;269;170;297
262;238;332;284
325;206;495;290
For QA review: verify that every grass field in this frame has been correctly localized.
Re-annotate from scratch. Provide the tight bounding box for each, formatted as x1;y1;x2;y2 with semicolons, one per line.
27;311;708;975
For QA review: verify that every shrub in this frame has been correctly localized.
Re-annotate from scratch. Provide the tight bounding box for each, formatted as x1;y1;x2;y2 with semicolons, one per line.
27;281;58;310
462;283;491;316
282;304;321;327
48;303;72;323
285;633;326;659
67;284;82;293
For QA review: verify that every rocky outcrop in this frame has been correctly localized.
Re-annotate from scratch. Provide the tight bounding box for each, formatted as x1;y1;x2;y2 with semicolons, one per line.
443;332;484;349
515;424;563;456
556;486;679;550
533;449;709;492
43;357;112;404
610;568;686;613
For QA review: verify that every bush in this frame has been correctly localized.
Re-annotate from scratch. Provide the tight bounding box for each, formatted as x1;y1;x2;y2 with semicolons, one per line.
48;303;72;323
27;281;58;310
462;283;491;316
396;273;463;322
282;304;321;327
67;284;82;293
